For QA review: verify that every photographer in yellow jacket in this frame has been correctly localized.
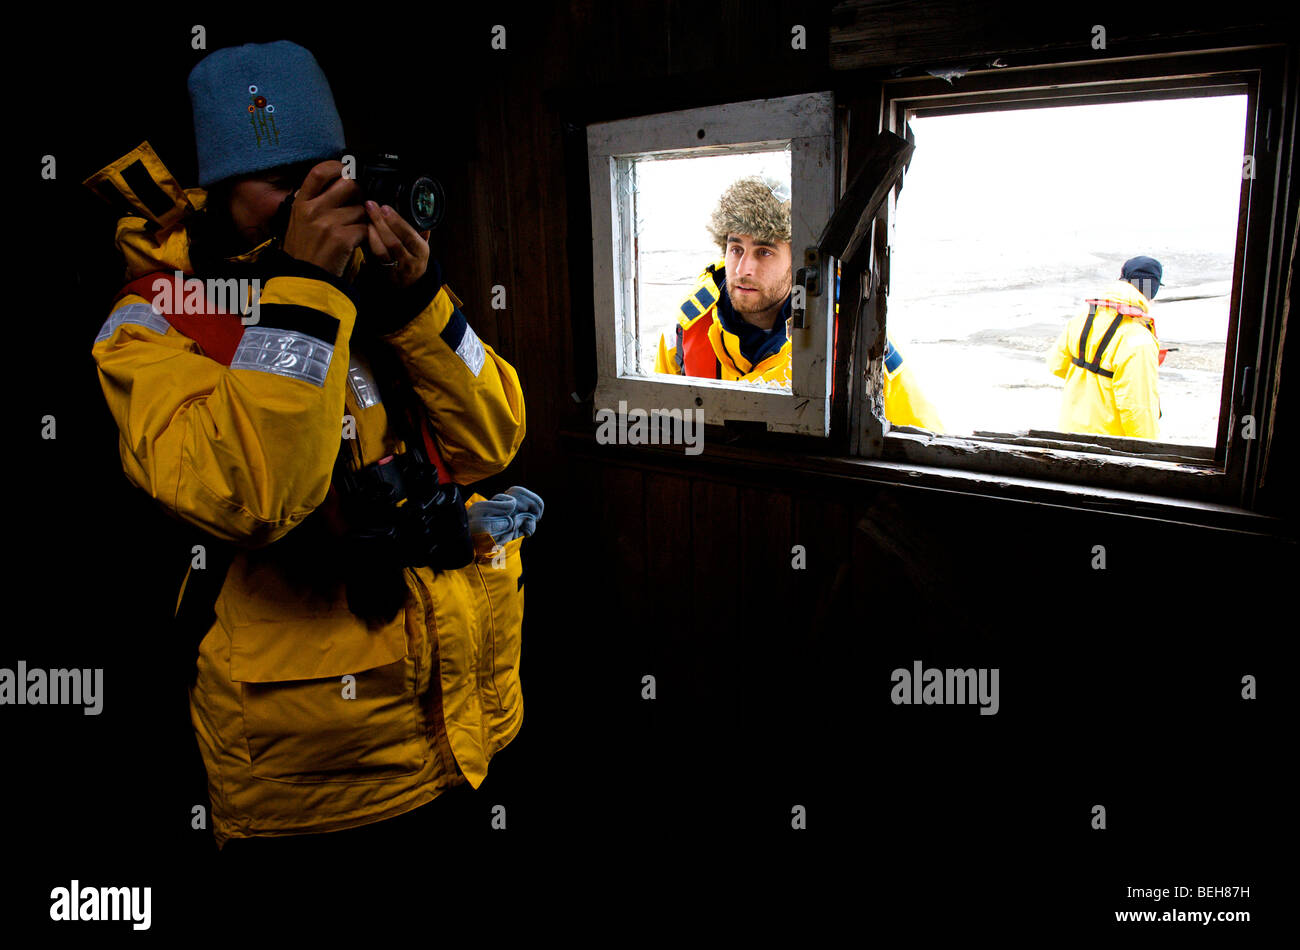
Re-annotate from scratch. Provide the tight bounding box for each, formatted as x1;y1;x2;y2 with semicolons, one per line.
89;40;538;855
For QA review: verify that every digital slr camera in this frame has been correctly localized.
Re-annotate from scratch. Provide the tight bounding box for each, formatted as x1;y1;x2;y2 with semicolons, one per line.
354;152;445;232
336;451;474;574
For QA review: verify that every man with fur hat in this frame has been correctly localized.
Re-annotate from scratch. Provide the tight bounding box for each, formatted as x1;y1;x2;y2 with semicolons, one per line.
1048;255;1165;438
655;176;944;430
654;176;795;385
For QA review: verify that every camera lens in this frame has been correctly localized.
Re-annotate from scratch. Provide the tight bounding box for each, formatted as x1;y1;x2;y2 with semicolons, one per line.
408;176;444;232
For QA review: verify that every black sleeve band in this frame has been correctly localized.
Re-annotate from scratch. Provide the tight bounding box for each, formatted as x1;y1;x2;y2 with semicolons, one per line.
440;301;468;350
357;257;444;337
256;303;341;346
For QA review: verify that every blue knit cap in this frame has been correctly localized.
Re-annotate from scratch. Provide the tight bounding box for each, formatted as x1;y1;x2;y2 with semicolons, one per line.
1120;255;1164;299
189;41;345;187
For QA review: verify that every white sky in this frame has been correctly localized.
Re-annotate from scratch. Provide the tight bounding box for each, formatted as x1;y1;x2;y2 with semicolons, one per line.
635;149;792;251
895;95;1248;250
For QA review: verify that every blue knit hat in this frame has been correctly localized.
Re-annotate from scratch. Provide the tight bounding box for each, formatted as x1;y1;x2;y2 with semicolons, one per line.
188;41;345;187
1120;255;1164;299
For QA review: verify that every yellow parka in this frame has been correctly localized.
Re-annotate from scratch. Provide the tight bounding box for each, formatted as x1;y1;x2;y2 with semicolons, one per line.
1048;279;1160;439
654;261;792;385
655;261;945;431
881;339;945;432
91;180;528;847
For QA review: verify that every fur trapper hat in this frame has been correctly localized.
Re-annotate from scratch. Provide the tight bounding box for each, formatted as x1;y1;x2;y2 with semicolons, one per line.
706;176;792;253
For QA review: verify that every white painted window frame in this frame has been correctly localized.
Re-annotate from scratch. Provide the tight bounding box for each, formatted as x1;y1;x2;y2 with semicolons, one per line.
587;92;837;435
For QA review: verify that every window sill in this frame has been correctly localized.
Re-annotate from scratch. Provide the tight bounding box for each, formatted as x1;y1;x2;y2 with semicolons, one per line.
558;423;1289;539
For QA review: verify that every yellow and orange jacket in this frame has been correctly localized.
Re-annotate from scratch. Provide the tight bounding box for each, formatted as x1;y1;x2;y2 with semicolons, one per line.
654;261;793;385
655;260;944;430
1048;279;1161;439
89;149;527;847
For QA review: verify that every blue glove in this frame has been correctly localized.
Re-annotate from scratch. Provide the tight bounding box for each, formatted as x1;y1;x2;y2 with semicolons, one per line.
467;486;544;546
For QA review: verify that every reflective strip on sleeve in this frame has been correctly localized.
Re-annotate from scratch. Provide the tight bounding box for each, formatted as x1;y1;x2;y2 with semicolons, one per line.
229;326;334;387
439;306;486;377
455;325;486;377
347;353;382;408
94;303;172;344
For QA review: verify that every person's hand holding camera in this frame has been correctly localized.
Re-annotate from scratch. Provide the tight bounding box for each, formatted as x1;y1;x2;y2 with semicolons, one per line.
281;160;370;277
364;200;431;289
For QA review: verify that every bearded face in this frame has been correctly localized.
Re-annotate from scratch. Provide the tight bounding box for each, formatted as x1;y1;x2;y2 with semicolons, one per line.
724;234;793;323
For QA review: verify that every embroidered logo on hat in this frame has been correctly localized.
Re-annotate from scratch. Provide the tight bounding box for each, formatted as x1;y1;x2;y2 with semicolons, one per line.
246;83;279;147
190;40;344;186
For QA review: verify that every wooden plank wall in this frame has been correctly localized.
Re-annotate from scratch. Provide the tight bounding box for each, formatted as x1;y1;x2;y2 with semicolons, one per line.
828;0;1275;69
548;446;1291;846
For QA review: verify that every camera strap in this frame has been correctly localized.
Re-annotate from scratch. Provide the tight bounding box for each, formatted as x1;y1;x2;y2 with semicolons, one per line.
360;339;454;485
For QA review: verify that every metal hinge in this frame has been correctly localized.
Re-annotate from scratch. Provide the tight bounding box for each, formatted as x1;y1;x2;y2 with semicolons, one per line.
792;247;822;329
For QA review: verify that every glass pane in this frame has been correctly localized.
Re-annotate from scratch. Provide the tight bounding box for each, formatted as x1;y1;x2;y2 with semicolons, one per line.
890;95;1246;446
629;147;793;388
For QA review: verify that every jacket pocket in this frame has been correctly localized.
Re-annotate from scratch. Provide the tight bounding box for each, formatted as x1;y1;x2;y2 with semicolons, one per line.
473;535;526;752
230;607;425;783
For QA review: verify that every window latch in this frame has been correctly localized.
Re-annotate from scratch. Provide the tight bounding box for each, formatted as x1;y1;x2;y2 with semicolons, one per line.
792;247;822;330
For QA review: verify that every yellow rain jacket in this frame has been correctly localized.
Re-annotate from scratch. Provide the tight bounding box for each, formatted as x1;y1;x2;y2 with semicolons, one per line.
90;151;527;847
655;260;945;431
654;261;793;385
1048;279;1160;439
881;339;945;432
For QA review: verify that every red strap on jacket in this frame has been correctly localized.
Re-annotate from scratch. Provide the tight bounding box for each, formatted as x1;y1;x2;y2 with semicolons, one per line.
418;421;452;484
114;270;453;480
117;272;246;365
681;315;717;378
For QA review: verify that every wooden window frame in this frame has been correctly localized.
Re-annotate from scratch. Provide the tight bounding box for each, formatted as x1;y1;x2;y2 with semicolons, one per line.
848;46;1288;507
586;92;838;436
